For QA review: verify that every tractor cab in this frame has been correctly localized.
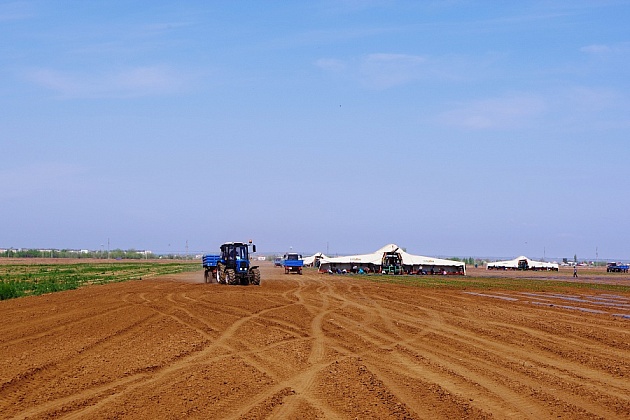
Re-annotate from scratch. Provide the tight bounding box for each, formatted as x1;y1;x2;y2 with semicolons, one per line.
284;252;302;261
220;242;256;274
517;259;529;270
221;242;251;262
382;251;402;274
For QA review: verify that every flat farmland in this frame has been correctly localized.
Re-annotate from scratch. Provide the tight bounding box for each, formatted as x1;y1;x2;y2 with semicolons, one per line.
1;262;629;419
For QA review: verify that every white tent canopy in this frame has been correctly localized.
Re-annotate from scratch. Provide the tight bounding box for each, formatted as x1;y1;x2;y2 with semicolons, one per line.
319;244;466;275
303;252;328;266
487;256;558;271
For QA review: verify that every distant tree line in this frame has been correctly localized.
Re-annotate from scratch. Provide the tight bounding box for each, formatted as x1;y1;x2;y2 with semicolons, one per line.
450;257;479;266
0;248;178;260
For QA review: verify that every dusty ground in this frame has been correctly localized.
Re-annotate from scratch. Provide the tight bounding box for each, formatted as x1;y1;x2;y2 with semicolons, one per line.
1;263;629;419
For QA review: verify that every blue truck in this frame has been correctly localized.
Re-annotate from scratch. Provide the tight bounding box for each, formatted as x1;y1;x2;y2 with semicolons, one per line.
282;252;303;275
606;262;629;273
202;241;260;285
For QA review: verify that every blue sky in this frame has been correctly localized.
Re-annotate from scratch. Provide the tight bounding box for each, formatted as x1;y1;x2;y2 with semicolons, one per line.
1;1;629;260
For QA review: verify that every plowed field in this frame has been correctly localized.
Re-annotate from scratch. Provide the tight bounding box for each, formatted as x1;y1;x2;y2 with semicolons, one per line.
1;263;629;419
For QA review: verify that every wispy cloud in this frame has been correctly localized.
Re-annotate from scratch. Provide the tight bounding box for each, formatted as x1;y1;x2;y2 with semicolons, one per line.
316;53;430;90
437;86;628;132
25;65;190;99
315;58;347;72
437;94;546;130
581;41;630;55
359;53;427;89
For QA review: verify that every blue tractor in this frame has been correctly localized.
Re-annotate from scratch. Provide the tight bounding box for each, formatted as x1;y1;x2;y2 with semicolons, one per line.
213;241;260;285
202;242;260;285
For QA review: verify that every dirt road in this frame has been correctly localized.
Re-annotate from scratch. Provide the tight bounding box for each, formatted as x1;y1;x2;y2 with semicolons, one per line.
1;264;629;419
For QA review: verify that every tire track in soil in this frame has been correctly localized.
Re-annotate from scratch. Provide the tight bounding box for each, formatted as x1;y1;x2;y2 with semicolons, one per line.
2;265;629;419
317;280;626;418
317;288;530;417
51;279;316;419
3;283;228;417
0;302;132;348
260;278;335;418
240;273;628;418
399;296;629;417
221;275;343;419
385;297;627;417
3;311;165;419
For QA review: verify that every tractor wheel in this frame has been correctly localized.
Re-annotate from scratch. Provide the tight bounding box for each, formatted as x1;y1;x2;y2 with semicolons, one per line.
217;264;225;284
226;269;237;285
250;268;261;285
204;269;210;283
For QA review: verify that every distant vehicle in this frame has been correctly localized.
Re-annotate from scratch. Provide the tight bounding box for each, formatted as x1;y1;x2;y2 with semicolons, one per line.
282;252;303;275
381;248;402;274
274;256;283;267
606;262;629;273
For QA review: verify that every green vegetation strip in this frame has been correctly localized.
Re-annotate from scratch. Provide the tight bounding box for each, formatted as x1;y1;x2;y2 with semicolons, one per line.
365;274;630;293
0;262;200;300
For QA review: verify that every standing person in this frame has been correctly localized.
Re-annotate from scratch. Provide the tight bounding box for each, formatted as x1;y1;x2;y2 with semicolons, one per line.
573;265;578;278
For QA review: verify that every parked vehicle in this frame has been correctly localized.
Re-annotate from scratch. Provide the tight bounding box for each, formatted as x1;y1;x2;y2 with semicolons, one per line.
282;252;303;275
274;256;283;267
381;249;402;274
606;262;629;273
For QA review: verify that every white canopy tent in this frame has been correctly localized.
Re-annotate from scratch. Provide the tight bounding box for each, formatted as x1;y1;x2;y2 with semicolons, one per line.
303;252;328;267
318;244;466;275
486;256;558;271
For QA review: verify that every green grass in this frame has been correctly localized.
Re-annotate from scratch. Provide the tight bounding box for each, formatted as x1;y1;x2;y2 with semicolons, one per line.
364;274;630;293
0;261;200;300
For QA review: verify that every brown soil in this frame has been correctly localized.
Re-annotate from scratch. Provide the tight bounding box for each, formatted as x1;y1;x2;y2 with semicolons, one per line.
1;262;629;419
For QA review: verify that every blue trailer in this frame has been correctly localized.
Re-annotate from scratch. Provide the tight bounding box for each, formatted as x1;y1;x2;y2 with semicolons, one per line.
283;252;304;275
202;254;221;283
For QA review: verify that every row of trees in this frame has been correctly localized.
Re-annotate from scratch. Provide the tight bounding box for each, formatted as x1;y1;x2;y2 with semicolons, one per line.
0;248;163;260
450;257;478;266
